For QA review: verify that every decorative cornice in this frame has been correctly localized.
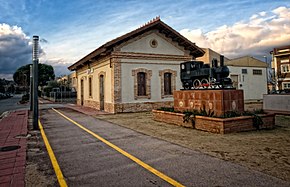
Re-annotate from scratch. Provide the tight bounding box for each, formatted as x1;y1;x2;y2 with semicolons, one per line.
111;52;192;61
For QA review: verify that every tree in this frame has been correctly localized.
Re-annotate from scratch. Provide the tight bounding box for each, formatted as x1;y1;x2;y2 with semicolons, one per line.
13;63;55;86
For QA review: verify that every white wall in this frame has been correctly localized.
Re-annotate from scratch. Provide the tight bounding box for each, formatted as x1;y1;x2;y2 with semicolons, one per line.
119;30;189;103
121;32;185;55
228;66;267;100
121;60;182;103
77;59;112;103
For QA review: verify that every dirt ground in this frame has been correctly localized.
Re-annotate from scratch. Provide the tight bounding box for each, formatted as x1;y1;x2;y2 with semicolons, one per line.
25;116;57;187
95;113;290;182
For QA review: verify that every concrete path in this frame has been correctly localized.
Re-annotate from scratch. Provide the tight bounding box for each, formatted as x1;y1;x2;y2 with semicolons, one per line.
40;107;290;187
0;110;28;187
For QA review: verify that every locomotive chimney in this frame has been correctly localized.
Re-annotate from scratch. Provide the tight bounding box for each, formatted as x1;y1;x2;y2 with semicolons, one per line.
220;55;224;67
212;58;218;68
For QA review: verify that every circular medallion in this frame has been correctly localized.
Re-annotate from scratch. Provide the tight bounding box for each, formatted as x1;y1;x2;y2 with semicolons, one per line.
179;101;184;107
232;101;237;110
150;39;158;48
208;102;213;110
190;101;194;108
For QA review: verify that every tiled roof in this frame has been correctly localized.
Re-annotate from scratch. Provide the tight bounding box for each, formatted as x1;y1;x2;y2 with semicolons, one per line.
68;17;204;71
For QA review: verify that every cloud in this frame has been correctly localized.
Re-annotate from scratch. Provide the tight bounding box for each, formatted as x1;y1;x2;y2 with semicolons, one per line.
180;6;290;59
0;23;31;79
0;23;66;80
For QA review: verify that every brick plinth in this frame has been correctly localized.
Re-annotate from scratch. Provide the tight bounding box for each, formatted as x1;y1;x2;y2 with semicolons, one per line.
152;110;275;134
174;89;244;116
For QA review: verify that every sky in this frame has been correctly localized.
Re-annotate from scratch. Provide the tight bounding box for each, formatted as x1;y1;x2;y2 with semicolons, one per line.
0;0;289;80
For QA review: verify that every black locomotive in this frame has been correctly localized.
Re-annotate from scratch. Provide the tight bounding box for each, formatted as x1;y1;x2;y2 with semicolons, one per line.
180;56;232;89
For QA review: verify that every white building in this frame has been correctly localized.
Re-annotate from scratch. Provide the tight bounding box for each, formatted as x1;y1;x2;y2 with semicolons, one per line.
226;56;268;100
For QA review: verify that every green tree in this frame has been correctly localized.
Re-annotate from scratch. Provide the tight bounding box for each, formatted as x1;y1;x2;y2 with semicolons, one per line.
13;63;55;86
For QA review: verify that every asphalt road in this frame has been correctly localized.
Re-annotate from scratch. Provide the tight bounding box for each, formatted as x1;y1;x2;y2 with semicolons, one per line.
0;94;29;116
39;107;290;187
0;94;65;117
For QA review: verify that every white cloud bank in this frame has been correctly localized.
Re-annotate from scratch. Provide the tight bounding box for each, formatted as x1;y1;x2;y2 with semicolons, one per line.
180;6;290;58
0;23;69;79
0;23;31;79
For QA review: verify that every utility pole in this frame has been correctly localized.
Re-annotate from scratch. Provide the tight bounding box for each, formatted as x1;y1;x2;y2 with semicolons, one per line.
32;36;39;130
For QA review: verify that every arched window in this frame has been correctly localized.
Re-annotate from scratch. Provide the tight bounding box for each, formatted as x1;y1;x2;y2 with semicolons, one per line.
164;73;172;95
137;72;146;96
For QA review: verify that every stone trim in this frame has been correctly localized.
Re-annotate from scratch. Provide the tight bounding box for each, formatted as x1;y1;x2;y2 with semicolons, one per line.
132;68;152;100
111;58;122;104
159;69;177;99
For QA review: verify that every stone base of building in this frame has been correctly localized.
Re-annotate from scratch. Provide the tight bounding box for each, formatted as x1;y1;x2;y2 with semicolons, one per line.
114;101;174;113
174;89;244;116
77;99;173;113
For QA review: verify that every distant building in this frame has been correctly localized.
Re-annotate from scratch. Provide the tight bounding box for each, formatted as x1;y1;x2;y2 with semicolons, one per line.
196;48;230;63
68;72;77;91
271;45;290;91
68;18;204;113
225;56;268;100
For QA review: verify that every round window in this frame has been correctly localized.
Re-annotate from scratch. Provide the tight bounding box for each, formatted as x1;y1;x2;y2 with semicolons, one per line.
150;39;158;48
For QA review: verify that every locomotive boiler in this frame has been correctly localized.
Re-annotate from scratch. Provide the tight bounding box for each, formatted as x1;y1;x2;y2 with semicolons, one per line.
180;56;232;89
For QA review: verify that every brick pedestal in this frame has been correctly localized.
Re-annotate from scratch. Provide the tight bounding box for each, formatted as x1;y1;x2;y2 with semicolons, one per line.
174;89;244;116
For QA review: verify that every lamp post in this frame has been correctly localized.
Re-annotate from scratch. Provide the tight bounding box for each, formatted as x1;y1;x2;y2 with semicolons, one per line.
32;36;39;130
30;64;33;111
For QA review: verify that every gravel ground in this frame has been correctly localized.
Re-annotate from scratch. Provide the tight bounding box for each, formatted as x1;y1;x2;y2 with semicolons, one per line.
95;113;290;182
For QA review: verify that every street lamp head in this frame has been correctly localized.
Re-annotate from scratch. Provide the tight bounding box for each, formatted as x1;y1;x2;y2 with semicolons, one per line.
32;36;39;61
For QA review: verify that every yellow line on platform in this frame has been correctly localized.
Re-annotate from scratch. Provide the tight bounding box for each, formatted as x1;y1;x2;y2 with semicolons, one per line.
39;120;68;187
52;108;185;187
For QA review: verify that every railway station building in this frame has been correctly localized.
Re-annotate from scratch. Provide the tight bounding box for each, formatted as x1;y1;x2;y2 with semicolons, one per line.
68;18;204;113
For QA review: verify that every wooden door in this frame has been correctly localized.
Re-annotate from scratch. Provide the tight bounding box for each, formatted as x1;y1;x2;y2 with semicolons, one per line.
99;75;104;110
80;79;84;105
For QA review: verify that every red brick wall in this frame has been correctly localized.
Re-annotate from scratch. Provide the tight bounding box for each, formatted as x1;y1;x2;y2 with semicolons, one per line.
174;90;244;116
152;110;275;134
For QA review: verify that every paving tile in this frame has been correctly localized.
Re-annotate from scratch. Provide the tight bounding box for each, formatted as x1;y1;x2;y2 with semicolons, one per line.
11;180;24;187
0;168;14;177
0;182;11;187
0;163;14;170
0;158;16;165
0;152;17;160
0;110;28;187
0;175;12;183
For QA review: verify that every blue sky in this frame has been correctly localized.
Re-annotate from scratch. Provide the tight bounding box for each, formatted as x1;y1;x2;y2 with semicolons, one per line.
0;0;289;79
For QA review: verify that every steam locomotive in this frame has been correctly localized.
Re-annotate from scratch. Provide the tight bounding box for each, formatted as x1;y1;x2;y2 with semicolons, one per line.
180;56;233;89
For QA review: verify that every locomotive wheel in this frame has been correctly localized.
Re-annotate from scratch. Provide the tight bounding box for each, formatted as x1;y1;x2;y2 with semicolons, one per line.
201;78;210;88
193;79;201;88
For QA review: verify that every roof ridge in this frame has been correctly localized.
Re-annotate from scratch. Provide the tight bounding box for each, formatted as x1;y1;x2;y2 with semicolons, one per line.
139;16;160;29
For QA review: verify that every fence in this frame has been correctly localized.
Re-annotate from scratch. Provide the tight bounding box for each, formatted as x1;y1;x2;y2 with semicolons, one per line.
43;91;77;103
263;94;290;113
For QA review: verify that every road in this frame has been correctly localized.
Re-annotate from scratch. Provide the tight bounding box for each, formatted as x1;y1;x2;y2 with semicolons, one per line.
0;94;29;116
39;107;290;187
0;94;65;117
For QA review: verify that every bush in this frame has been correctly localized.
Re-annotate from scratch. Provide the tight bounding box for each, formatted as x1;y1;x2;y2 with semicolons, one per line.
19;94;29;104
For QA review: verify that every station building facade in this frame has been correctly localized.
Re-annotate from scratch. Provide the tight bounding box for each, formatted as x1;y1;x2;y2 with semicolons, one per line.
68;18;204;113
